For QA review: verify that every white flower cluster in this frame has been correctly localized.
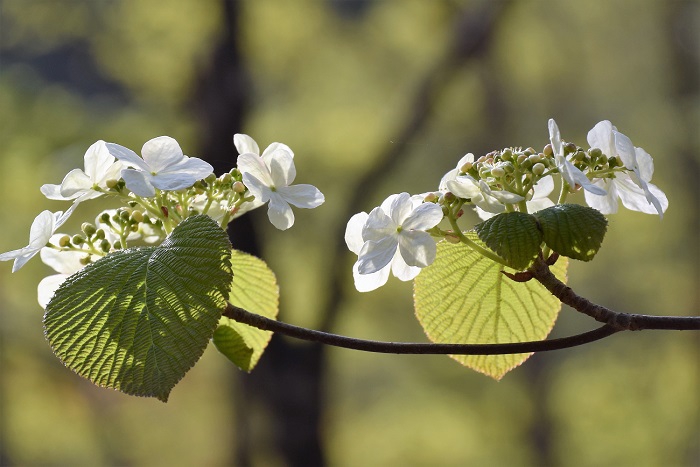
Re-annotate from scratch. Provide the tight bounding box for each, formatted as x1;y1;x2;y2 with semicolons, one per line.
345;119;668;292
0;134;324;307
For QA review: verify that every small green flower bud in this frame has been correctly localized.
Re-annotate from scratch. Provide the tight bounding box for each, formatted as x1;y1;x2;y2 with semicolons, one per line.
81;222;96;237
528;154;541;164
127;201;138;208
119;209;130;221
459;162;473;174
105;179;119;189
532;163;546;175
573;150;586;162
491;166;505;178
94;229;106;240
443;192;456;203
543;144;554;157
423;192;438;203
232;181;246;193
100;239;111;252
72;235;85;245
564;142;577;154
131;210;144;223
501;149;513;161
516;154;528;165
100;212;112;224
58;235;71;247
193;180;205;190
445;232;460;244
523;147;535;156
79;255;92;266
130;223;139;232
220;173;232;184
589;148;603;160
205;173;217;184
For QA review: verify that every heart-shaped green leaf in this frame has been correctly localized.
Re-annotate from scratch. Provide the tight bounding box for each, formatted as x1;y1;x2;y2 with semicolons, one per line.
534;204;607;261
473;212;543;270
213;249;279;372
414;234;568;380
44;215;233;402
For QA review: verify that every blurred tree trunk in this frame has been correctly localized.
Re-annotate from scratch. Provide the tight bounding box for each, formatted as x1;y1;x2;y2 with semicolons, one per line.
192;1;325;465
665;2;700;465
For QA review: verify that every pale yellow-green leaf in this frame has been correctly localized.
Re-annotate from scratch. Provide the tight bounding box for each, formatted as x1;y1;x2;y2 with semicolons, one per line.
414;236;568;380
213;249;279;372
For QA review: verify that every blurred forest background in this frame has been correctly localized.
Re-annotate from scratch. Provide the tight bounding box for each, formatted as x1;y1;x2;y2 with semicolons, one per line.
0;0;698;466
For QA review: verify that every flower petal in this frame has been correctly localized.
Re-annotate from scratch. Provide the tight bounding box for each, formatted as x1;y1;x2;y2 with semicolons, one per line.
40;245;86;274
141;136;185;172
60;169;92;197
402;203;443;231
278;184;325;208
241;173;272;203
121;169;156;197
613;131;638;171
362;207;395;242
237;153;275;187
267;193;294;230
150;173;197;192
447;175;481;199
357;236;398;274
584;178;619;214
352;260;390;292
234;134;260;156
389;193;413;225
38;274;70;309
41;183;77;201
586;120;616;157
398;230;437;268
390;252;422;282
345;212;369;255
83;140;115;180
262;142;294;161
268;149;296;187
106;143;149;171
167;156;214;179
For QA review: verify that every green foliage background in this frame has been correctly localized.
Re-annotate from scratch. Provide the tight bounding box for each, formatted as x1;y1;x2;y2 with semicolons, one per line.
0;0;697;465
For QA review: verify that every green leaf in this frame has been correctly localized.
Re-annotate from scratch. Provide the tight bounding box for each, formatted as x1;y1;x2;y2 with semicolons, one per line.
44;215;233;402
473;212;543;270
534;204;607;261
213;250;279;372
414;235;568;380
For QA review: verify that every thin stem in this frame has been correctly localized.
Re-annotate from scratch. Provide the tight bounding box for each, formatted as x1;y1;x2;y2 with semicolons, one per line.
447;215;508;266
223;303;620;355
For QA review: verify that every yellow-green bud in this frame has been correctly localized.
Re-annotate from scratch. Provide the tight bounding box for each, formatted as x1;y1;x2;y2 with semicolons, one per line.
564;142;577;154
532;163;546;175
491;166;505;178
516;154;528;165
232;181;246;193
501;149;513;161
105;179;119;189
459;162;473;174
424;192;438;203
131;210;144;223
220;173;232;184
543;144;554;157
589;148;603;160
205;173;217;184
58;235;71;247
100;239;111;252
94;229;106;240
528;154;541;164
72;235;85;245
79;255;92;266
81;222;96;237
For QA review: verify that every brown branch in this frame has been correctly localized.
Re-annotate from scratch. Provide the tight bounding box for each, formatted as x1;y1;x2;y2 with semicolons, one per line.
224;304;621;355
529;257;700;331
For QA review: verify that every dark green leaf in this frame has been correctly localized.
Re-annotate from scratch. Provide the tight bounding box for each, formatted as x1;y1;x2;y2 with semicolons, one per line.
44;215;233;402
534;204;607;261
474;212;542;270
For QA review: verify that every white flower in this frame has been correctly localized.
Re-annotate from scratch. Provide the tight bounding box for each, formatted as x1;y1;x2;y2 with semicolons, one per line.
586;120;667;218
548;119;606;196
235;135;324;230
440;153;524;219
41;141;123;203
106;136;214;197
0;205;77;273
526;175;555;213
37;239;90;308
476;175;554;221
345;193;443;291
